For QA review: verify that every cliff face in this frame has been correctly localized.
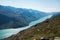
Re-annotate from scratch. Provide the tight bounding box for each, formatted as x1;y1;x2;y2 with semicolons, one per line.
3;15;60;40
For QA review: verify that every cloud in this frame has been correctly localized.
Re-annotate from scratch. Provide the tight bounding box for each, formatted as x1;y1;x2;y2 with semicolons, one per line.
43;8;60;12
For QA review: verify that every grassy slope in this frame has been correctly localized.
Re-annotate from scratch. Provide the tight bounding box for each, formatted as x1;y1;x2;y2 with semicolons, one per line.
3;16;60;40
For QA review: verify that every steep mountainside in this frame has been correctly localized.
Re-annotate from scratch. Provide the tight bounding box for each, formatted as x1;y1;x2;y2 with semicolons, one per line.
0;5;49;29
3;13;60;40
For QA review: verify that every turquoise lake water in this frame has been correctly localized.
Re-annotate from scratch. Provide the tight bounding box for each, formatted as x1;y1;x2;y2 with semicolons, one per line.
0;15;53;39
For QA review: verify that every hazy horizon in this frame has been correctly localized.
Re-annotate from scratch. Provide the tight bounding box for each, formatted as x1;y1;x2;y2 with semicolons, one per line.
0;0;60;12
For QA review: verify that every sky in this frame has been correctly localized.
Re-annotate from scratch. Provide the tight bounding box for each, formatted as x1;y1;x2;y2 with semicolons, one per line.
0;0;60;12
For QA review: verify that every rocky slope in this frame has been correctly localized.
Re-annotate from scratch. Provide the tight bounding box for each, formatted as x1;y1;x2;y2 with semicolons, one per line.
2;13;60;40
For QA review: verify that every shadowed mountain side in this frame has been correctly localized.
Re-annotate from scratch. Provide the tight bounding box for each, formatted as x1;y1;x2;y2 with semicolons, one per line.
3;14;60;40
0;5;49;29
0;14;29;29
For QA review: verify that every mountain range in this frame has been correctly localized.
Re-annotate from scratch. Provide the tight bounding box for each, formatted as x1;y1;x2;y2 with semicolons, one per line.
0;5;60;40
0;5;49;29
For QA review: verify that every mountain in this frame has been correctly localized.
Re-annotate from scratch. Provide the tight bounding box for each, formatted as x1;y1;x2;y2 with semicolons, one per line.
50;12;60;17
3;13;60;40
0;5;49;29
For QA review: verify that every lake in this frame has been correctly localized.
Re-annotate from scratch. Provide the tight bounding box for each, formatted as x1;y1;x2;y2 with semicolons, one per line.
0;15;53;39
